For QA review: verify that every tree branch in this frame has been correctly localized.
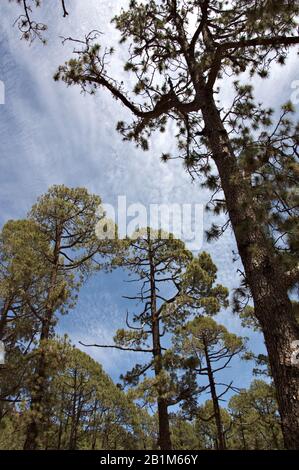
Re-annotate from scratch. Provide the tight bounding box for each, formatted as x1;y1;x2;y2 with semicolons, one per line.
79;341;152;353
189;0;210;55
220;35;299;51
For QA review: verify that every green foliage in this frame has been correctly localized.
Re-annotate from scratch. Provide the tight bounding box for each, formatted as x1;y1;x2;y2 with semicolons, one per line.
0;337;150;450
195;400;232;449
170;414;201;450
228;380;284;449
174;316;245;359
0;184;288;449
29;185;118;278
0;185;122;449
172;316;246;449
5;0;299;447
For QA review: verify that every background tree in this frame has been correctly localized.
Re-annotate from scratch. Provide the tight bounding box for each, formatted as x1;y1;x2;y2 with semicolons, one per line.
0;184;289;450
170;414;201;450
173;316;245;449
83;228;228;449
23;185;118;449
228;380;284;450
195;400;231;449
0;219;52;421
56;0;299;447
47;340;146;450
0;337;150;450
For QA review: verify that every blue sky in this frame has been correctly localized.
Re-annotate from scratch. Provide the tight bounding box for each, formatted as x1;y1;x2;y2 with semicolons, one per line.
0;0;298;403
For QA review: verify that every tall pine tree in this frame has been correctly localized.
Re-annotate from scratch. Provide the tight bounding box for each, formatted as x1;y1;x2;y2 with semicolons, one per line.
56;1;299;447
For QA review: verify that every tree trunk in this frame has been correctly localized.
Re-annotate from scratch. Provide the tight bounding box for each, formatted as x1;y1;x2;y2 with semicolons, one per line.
68;369;78;450
157;397;172;450
203;337;226;450
23;316;51;450
200;92;299;449
24;229;62;450
148;230;172;450
91;401;99;450
0;297;12;339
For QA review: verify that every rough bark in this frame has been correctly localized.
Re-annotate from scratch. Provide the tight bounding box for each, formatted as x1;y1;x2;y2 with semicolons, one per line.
200;92;299;450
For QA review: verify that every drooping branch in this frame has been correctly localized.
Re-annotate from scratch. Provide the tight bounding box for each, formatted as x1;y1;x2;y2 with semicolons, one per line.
285;264;299;289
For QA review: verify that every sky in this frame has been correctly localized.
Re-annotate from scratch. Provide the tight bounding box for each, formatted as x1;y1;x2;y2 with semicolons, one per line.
0;0;298;403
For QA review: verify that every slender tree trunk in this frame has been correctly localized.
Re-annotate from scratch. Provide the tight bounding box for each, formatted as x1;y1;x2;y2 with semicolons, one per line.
91;401;99;450
57;418;63;450
200;92;299;449
203;338;226;450
0;297;12;422
57;388;66;449
148;231;172;450
68;370;78;450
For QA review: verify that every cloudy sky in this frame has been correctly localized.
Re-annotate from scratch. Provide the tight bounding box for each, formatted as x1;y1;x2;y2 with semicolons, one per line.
0;1;298;398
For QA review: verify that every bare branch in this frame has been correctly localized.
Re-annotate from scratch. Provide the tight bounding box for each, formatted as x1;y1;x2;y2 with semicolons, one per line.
79;341;152;353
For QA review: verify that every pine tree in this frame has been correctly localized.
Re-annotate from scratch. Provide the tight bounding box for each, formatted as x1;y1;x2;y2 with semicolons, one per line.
56;1;299;447
229;380;284;449
170;414;201;449
0;337;149;450
85;227;227;449
23;185;118;449
173;316;245;449
195;400;231;449
0;219;52;419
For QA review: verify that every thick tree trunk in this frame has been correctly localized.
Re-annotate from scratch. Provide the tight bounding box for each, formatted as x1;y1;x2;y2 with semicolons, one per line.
200;92;299;449
204;338;226;450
